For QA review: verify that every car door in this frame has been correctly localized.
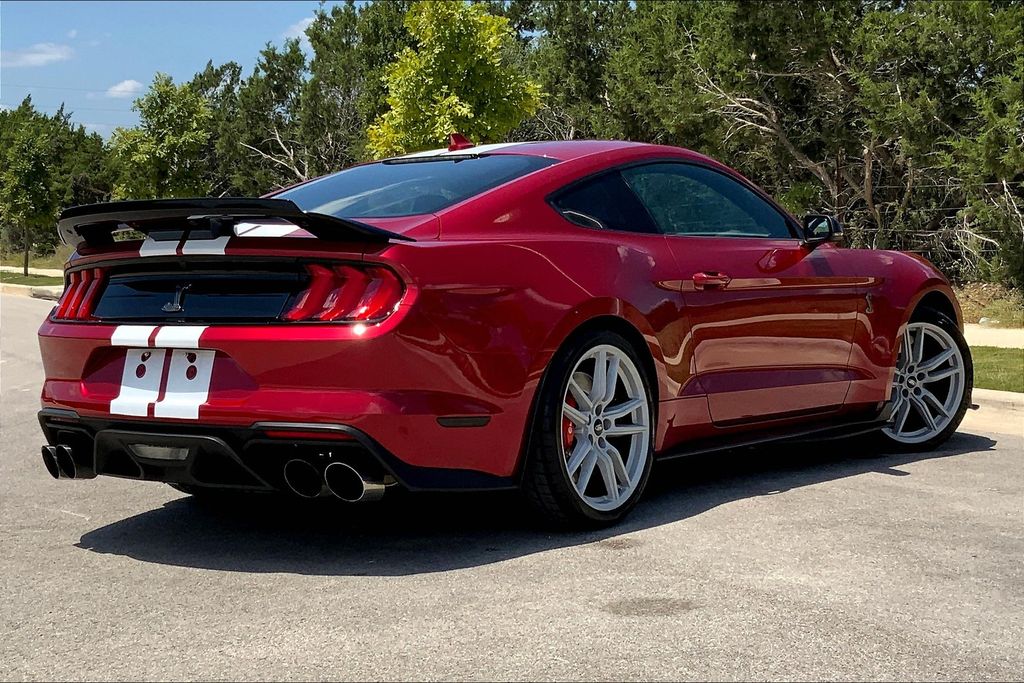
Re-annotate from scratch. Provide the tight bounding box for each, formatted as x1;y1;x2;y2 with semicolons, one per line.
621;161;863;425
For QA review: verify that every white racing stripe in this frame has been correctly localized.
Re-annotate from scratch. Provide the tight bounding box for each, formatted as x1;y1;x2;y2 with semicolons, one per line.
110;325;207;348
180;236;230;255
153;349;216;420
235;219;300;237
153;326;207;349
110;348;167;416
108;325;214;419
138;237;179;257
111;325;157;347
139;235;231;257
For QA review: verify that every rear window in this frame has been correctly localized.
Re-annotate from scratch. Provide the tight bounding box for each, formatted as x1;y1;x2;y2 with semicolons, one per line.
277;154;557;218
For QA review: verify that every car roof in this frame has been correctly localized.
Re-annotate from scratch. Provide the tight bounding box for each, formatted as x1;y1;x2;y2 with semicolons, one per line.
394;139;711;163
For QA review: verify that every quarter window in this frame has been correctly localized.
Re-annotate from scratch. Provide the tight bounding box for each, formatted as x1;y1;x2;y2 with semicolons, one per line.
551;172;659;233
621;163;794;239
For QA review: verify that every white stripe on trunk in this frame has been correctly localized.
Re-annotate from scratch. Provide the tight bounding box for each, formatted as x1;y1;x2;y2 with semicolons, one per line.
110;325;157;347
110;348;166;416
153;326;207;349
153;349;216;420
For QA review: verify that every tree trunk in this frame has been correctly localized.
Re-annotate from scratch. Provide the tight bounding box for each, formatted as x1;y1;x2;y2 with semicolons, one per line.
23;225;30;276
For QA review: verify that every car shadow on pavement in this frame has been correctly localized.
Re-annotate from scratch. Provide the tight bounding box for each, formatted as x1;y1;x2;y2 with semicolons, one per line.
75;431;997;576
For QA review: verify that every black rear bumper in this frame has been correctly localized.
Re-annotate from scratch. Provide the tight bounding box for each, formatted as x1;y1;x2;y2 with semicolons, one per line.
38;408;516;492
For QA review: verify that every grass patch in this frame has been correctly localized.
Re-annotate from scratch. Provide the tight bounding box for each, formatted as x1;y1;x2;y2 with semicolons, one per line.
0;273;64;286
972;346;1024;393
955;282;1024;328
0;245;75;270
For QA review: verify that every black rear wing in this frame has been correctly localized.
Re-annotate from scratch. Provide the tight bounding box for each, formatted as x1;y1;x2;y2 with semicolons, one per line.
57;198;414;249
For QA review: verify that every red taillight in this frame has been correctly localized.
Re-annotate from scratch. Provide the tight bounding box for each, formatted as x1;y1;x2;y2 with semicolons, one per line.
54;271;81;319
283;264;405;323
53;268;106;320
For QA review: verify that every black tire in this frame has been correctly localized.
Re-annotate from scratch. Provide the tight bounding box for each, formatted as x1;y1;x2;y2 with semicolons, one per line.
877;307;973;452
522;330;655;527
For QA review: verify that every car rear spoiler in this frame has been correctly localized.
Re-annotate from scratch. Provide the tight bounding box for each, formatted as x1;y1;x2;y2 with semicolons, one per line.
57;198;415;249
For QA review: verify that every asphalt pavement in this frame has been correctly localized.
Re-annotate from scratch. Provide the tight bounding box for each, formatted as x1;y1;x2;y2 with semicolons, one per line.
2;294;1022;681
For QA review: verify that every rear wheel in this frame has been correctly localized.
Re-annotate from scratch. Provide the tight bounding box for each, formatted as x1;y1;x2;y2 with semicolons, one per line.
880;309;972;450
523;331;654;527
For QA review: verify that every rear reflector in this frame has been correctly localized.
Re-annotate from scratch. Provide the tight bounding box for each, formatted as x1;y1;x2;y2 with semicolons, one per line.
283;264;404;323
129;444;190;461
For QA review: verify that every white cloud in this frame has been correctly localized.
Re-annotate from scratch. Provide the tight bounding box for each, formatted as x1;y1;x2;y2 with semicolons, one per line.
283;16;314;48
67;29;78;39
105;79;143;99
0;43;74;68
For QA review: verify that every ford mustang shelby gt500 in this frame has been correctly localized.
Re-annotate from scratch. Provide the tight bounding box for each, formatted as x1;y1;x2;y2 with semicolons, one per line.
37;139;973;526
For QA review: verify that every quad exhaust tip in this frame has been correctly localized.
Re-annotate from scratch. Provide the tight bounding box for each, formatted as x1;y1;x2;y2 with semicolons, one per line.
282;458;327;498
41;445;78;479
281;458;386;502
324;461;385;503
41;446;61;479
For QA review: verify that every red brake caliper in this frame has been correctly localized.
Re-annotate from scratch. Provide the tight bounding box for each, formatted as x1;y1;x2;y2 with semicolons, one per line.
563;395;577;449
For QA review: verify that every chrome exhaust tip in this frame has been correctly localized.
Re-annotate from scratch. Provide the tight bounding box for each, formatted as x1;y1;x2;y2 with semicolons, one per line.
41;445;80;479
54;445;78;479
41;446;61;479
324;461;385;503
282;459;327;498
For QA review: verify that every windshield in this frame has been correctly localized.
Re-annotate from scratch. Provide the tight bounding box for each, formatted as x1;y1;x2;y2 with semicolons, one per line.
276;154;557;218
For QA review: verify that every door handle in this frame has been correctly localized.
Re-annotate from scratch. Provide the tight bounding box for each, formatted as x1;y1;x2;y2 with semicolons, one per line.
692;271;732;290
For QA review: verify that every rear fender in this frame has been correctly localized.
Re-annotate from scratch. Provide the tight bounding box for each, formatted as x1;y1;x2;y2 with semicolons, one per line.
533;297;667;394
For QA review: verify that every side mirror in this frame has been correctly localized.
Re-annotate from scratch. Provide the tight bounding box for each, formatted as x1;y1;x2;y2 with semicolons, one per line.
801;214;843;249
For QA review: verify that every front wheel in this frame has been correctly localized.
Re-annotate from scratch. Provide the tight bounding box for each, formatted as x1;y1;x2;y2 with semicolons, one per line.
880;310;973;450
523;331;655;527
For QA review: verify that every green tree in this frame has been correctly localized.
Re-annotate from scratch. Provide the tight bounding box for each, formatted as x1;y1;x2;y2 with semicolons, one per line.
0;98;60;273
301;0;365;173
354;0;413;149
601;1;723;149
524;0;632;140
234;41;308;193
191;60;245;195
109;74;213;198
367;0;541;157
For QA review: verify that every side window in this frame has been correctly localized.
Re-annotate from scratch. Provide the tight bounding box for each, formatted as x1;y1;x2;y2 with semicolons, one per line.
621;163;794;239
551;172;658;234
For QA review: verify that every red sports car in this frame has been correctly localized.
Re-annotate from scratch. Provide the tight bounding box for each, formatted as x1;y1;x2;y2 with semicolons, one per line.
37;139;973;526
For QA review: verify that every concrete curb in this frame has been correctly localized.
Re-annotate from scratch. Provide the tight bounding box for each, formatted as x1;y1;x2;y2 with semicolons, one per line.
965;324;1024;350
0;265;64;278
972;388;1024;412
0;283;62;301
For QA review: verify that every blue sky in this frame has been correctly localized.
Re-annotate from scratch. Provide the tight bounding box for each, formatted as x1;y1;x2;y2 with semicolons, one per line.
1;1;345;137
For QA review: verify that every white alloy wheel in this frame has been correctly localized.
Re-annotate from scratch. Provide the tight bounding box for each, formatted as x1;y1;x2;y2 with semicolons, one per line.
559;344;651;512
882;321;967;444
